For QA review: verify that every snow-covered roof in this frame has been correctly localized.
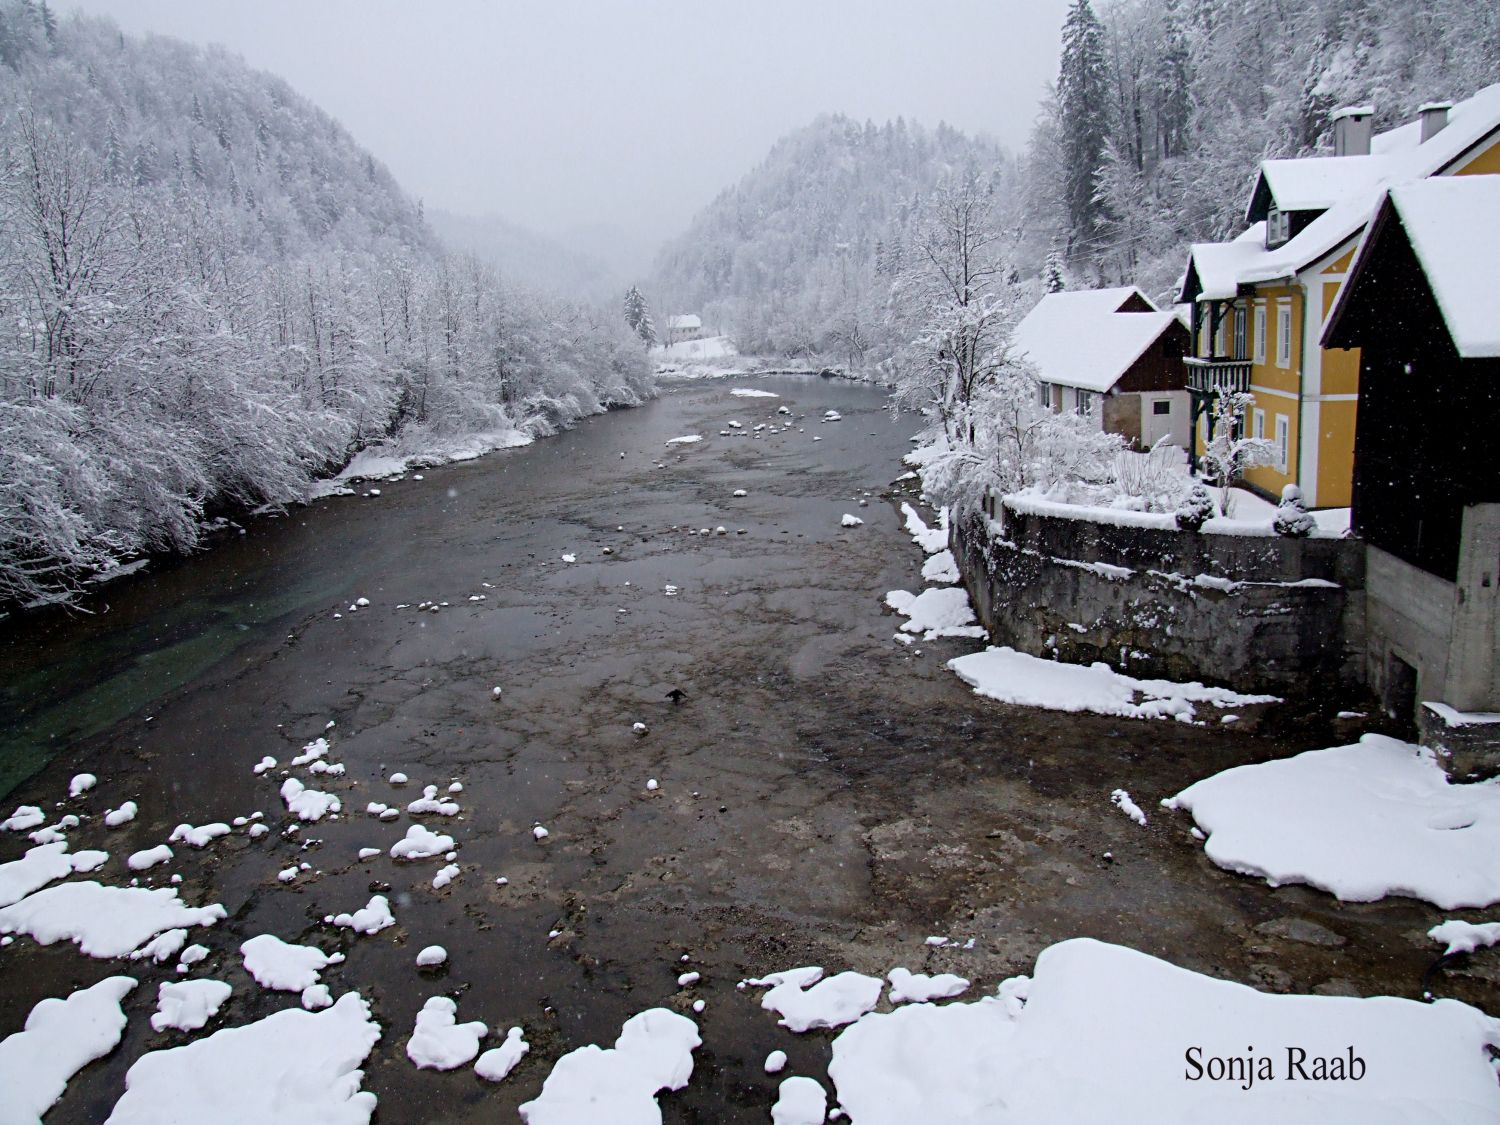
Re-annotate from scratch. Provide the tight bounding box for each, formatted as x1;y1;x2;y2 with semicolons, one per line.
1012;288;1183;393
1332;177;1500;359
1183;81;1500;303
1247;155;1386;221
667;314;702;329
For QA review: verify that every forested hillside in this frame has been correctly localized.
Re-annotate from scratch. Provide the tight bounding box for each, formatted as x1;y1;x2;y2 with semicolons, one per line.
0;2;651;606
1033;0;1500;297
649;114;1011;364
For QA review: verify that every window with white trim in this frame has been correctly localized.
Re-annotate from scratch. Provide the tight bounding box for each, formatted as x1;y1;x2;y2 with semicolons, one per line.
1077;390;1095;417
1274;414;1290;473
1253;408;1266;440
1233;303;1247;358
1276;303;1292;368
1253;304;1267;365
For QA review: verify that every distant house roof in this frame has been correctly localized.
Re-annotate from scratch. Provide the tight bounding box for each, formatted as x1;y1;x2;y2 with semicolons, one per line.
1325;177;1500;359
1012;287;1183;394
1183;81;1500;303
667;314;702;330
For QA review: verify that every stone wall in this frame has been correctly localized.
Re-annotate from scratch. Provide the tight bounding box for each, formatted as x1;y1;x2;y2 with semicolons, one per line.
954;501;1366;695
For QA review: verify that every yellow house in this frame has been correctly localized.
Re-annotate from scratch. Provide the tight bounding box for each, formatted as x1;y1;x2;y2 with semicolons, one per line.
1178;84;1500;509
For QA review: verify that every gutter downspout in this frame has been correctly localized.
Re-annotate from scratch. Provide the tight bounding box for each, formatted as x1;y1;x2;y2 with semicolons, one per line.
1295;279;1307;501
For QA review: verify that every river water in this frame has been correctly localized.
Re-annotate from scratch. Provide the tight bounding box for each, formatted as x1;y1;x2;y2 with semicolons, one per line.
0;376;1463;1121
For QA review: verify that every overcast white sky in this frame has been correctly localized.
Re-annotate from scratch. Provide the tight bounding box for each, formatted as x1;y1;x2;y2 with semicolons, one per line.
56;1;1070;268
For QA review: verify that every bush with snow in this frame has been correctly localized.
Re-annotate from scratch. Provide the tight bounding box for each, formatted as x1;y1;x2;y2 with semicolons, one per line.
1273;484;1315;538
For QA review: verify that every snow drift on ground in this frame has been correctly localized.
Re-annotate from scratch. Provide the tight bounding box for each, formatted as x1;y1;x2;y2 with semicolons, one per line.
949;646;1277;723
105;991;381;1124
652;335;738;362
0;976;135;1125
0;842;111;908
1168;734;1500;908
748;967;883;1033
826;937;1500;1124
406;997;486;1070
518;1008;700;1125
0;882;226;958
885;588;988;640
899;503;949;554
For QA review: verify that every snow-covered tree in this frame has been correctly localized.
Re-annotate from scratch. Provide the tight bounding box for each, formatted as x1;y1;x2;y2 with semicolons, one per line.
1199;391;1274;512
622;284;646;332
1057;0;1111;261
1042;249;1066;293
1273;483;1315;537
888;165;1026;444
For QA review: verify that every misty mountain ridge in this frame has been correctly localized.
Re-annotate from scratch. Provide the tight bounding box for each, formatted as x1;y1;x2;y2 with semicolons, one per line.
427;209;623;304
649;112;1009;359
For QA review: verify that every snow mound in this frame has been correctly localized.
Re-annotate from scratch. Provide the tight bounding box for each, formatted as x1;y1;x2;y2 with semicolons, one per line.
729;387;778;397
886;587;988;640
390;825;454;861
841;514;864;528
280;778;341;822
518;1008;700;1125
0;882;225;958
887;967;970;1004
665;435;702;445
241;933;344;995
329;895;395;935
151;979;232;1032
1169;734;1500;908
949;646;1277;723
106;991;381;1124
1430;920;1500;956
0;842;111;908
475;1026;529;1082
407;996;487;1071
900;503;949;554
921;549;960;584
829;936;1500;1124
1111;789;1148;826
772;1076;827;1125
747;966;883;1033
0;976;135;1124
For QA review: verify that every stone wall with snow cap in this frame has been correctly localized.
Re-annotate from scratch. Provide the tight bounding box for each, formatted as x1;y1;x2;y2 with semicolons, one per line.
955;503;1366;695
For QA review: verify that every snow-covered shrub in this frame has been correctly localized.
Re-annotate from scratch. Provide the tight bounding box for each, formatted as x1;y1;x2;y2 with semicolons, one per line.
1174;484;1216;532
1111;439;1189;512
1200;392;1275;514
1273;484;1315;538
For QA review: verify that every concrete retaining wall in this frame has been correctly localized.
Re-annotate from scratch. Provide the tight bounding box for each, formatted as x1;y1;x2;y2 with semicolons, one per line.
954;502;1367;695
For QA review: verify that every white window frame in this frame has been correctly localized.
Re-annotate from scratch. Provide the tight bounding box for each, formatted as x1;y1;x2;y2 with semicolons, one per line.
1253;302;1267;365
1276;302;1292;368
1151;398;1172;417
1039;381;1051;409
1252;408;1266;440
1077;390;1095;417
1274;414;1290;473
1214;310;1227;358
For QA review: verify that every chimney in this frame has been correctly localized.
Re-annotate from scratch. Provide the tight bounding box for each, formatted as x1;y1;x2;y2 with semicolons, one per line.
1332;105;1374;156
1418;101;1452;143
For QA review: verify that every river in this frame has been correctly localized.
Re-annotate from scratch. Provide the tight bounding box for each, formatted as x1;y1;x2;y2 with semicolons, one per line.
0;376;1457;1121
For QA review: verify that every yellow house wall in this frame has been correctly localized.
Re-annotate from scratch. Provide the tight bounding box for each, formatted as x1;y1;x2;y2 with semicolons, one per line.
1454;139;1500;175
1243;390;1299;499
1316;397;1357;508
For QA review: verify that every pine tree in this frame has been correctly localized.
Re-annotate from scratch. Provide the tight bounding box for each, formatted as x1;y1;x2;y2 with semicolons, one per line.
636;310;657;348
1057;0;1111;261
1153;0;1192;160
37;0;55;47
1043;249;1066;293
622;285;647;332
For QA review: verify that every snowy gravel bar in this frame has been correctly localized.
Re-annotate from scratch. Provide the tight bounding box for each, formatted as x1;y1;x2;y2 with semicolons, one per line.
827;937;1500;1124
1168;734;1500;908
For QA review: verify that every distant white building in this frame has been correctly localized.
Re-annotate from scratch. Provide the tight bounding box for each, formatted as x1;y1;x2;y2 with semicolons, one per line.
667;314;704;344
